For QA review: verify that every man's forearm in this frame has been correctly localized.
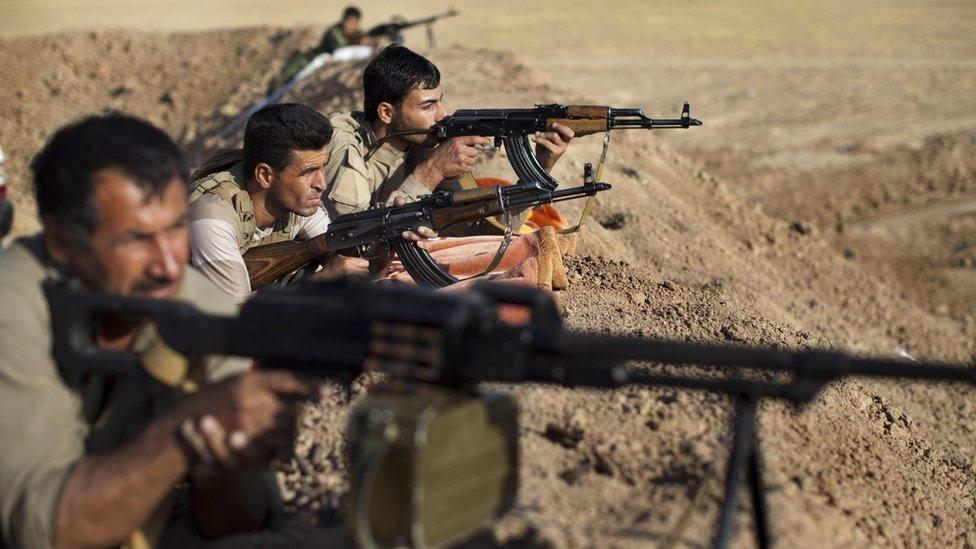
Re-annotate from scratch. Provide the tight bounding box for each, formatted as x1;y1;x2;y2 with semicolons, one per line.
190;471;273;538
53;414;188;548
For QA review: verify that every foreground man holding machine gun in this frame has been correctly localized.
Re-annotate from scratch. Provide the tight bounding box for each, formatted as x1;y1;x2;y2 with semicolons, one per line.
49;279;976;548
0;114;317;548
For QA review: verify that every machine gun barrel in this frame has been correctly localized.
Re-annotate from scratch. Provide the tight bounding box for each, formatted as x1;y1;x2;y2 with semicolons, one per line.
48;280;974;398
367;8;459;36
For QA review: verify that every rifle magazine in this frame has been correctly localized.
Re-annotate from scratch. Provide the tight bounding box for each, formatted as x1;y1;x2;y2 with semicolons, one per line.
394;239;459;287
504;136;559;190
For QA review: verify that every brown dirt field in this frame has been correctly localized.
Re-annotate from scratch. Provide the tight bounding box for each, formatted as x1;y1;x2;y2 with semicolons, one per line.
2;2;975;547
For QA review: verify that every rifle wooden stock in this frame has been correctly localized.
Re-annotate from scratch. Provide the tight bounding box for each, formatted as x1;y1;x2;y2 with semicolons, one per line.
243;235;330;289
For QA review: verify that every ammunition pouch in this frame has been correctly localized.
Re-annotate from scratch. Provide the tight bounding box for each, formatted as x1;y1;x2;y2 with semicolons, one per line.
346;386;518;548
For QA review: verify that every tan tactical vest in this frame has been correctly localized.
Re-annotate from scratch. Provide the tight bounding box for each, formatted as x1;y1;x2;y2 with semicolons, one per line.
188;149;294;253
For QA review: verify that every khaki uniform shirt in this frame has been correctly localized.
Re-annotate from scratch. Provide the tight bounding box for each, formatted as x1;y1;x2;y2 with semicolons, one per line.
0;235;251;549
323;111;434;217
188;161;331;301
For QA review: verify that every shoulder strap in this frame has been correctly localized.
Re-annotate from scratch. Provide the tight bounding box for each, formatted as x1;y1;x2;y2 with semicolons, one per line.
189;148;244;182
188;163;257;253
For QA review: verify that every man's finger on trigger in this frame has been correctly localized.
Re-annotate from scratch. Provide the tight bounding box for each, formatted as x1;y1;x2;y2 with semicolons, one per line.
229;430;249;451
181;419;214;465
200;415;237;467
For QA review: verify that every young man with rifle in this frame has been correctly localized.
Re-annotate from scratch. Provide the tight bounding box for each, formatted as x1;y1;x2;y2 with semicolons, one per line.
323;44;576;218
0;114;319;547
188;103;435;300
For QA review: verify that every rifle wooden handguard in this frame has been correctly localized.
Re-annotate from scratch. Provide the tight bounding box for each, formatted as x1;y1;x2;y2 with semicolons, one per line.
430;200;505;230
547;118;610;137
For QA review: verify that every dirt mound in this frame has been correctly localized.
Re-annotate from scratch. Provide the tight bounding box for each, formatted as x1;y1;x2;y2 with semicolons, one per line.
750;130;976;326
2;26;975;547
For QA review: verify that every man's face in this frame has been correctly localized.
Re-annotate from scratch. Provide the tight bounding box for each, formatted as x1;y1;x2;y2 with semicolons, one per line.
268;146;330;217
390;86;447;146
342;15;361;35
52;170;189;299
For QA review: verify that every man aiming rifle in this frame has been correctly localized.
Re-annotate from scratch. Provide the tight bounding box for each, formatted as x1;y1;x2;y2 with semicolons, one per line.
0;114;319;548
323;44;576;218
270;7;458;92
188;103;434;300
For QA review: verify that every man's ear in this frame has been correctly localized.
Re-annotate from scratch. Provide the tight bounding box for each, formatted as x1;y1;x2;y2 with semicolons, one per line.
377;102;396;125
41;216;78;264
253;163;276;190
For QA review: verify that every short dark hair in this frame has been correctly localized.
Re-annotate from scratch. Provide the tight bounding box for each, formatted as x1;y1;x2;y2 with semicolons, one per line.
342;6;361;20
242;103;333;179
363;45;440;122
31;113;186;237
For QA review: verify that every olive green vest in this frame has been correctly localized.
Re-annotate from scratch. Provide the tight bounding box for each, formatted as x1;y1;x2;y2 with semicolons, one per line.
188;149;294;253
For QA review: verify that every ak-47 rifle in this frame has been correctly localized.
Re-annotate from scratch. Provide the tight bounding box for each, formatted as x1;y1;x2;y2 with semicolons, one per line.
374;102;703;191
243;176;610;288
366;8;459;47
47;280;976;549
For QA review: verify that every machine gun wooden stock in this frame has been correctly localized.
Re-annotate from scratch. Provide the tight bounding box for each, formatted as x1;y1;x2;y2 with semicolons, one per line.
47;280;975;549
375;102;703;191
242;179;610;288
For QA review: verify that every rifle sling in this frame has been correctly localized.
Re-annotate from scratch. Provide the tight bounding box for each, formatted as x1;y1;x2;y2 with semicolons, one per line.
559;131;611;235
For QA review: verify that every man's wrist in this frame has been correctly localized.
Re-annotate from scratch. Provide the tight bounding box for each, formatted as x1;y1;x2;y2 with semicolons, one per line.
411;160;443;191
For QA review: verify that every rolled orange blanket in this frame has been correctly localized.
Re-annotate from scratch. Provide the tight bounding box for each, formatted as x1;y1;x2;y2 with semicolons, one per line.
384;227;575;291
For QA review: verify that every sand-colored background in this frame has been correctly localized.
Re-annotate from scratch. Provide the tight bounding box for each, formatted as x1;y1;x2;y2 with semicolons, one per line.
2;1;975;546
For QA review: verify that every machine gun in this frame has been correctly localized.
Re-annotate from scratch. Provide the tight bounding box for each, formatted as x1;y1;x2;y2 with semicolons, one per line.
47;279;976;549
366;8;459;48
375;102;702;192
243;177;610;288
